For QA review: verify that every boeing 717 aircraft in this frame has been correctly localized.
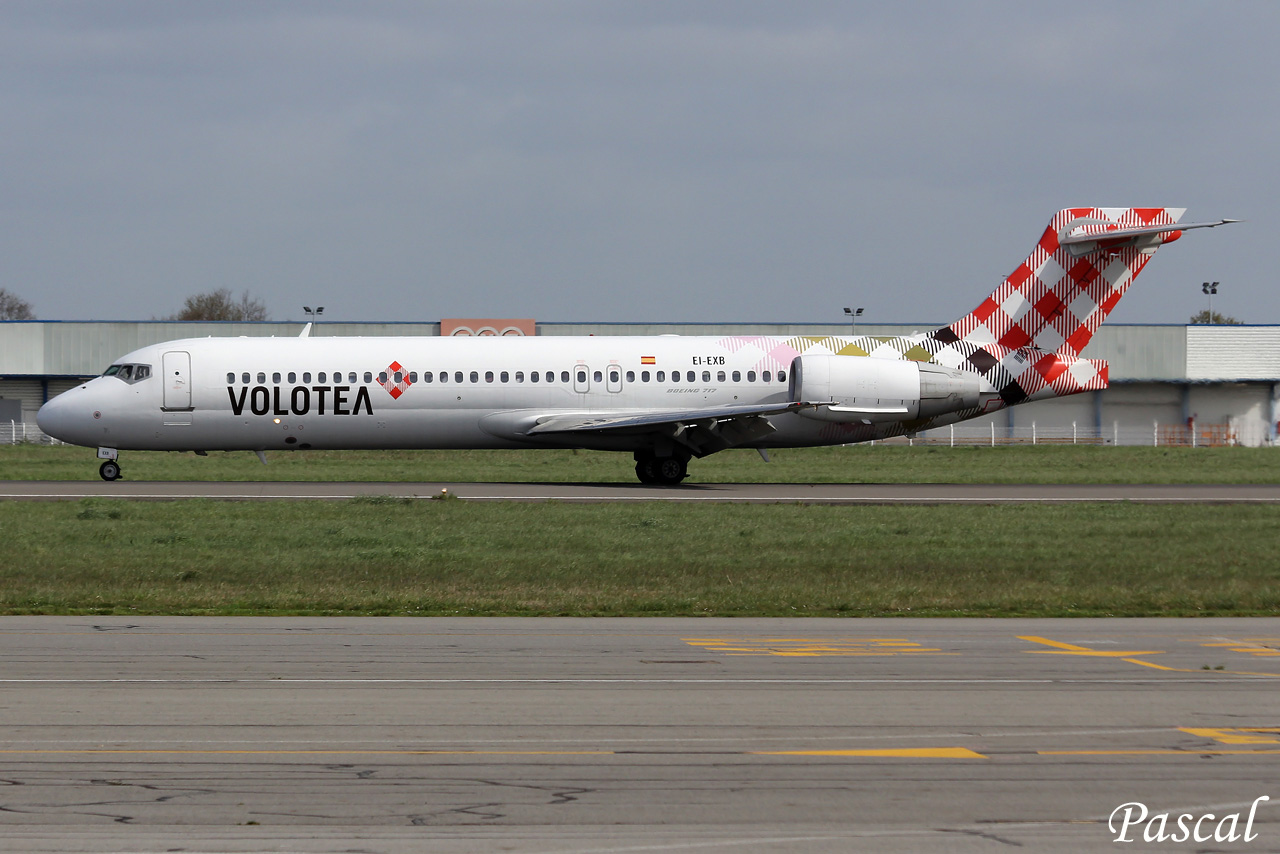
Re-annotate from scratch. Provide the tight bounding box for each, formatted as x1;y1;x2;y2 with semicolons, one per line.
38;208;1233;484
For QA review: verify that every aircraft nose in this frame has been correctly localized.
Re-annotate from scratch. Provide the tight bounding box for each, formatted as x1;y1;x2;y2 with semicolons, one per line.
37;388;94;446
36;395;71;440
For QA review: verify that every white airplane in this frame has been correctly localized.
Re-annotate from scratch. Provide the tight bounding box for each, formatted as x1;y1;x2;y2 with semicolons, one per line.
38;207;1233;484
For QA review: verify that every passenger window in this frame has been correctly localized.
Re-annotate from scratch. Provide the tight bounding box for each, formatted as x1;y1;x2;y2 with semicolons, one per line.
394;371;403;383
469;371;479;383
671;371;680;383
576;370;587;383
485;371;494;383
378;372;388;384
657;371;665;382
303;372;312;383
515;371;524;383
455;371;464;383
626;370;635;382
747;371;756;382
500;371;509;383
702;371;710;382
257;372;266;384
409;372;418;383
687;371;696;382
641;371;650;382
273;372;281;383
319;372;327;383
439;372;448;383
242;372;251;384
349;372;357;383
423;372;433;383
363;372;373;383
288;372;297;383
593;370;602;383
778;370;786;382
732;371;741;382
226;372;235;384
717;371;725;382
763;371;771;382
529;371;539;383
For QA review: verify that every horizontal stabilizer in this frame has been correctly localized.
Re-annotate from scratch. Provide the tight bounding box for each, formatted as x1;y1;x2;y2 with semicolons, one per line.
1059;217;1237;256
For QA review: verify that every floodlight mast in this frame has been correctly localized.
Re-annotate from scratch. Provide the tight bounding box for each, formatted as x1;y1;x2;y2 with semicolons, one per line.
1201;282;1218;323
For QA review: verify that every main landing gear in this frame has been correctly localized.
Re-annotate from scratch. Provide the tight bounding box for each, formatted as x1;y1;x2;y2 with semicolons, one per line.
634;452;689;486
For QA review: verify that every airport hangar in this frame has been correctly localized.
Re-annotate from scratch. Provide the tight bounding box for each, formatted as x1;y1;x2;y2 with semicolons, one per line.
1;319;1277;447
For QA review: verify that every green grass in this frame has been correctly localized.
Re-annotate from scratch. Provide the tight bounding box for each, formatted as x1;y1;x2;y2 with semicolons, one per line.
3;443;1279;483
1;499;1277;617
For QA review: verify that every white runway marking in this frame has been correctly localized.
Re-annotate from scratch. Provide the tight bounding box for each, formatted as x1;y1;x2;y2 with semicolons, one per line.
0;676;1267;684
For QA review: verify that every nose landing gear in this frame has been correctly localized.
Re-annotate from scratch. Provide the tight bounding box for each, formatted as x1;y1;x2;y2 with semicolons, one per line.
96;447;121;481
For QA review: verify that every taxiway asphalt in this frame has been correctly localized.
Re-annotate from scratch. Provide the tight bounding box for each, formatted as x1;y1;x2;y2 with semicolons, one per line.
3;480;1280;503
1;617;1278;853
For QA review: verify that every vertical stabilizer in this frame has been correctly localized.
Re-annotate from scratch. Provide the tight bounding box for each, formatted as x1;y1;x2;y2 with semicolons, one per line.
939;207;1187;358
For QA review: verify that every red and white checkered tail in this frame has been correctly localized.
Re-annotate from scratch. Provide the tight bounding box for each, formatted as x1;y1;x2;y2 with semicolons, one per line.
937;208;1194;358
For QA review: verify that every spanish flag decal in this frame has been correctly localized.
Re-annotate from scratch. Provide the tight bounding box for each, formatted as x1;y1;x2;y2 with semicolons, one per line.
640;356;656;365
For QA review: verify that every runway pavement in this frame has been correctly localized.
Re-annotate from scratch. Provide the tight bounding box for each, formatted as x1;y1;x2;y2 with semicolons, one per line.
3;480;1280;503
1;617;1278;853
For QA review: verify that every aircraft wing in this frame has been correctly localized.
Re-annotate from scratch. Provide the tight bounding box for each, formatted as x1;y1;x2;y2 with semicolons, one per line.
527;401;822;434
481;400;829;458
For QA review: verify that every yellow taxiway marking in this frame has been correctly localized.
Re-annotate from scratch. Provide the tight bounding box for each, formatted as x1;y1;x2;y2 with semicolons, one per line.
755;748;986;759
683;638;954;657
1020;635;1280;678
1180;727;1280;745
1201;638;1280;657
0;747;981;759
1018;636;1164;658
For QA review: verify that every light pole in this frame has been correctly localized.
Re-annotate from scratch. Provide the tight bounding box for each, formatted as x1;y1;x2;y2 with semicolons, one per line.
1201;282;1218;323
303;306;325;320
843;306;864;335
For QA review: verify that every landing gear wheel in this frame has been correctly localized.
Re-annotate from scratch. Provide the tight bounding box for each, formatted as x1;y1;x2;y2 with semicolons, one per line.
635;458;659;485
654;456;687;485
634;453;689;486
99;460;121;482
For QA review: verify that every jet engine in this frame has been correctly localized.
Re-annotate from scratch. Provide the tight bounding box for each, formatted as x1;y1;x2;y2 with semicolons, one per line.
789;355;980;423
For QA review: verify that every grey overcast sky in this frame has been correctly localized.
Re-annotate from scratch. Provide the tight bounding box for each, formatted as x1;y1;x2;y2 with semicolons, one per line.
2;2;1274;325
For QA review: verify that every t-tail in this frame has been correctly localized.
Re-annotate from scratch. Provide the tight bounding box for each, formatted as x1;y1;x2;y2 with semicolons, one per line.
923;207;1236;406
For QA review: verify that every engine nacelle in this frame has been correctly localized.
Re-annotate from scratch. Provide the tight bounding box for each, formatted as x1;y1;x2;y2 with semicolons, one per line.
789;355;980;423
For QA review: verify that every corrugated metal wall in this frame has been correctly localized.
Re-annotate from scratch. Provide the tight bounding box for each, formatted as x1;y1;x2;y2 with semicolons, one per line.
1187;326;1280;380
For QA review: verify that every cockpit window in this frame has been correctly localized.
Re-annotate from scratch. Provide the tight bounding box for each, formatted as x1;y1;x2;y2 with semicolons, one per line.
103;363;152;384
